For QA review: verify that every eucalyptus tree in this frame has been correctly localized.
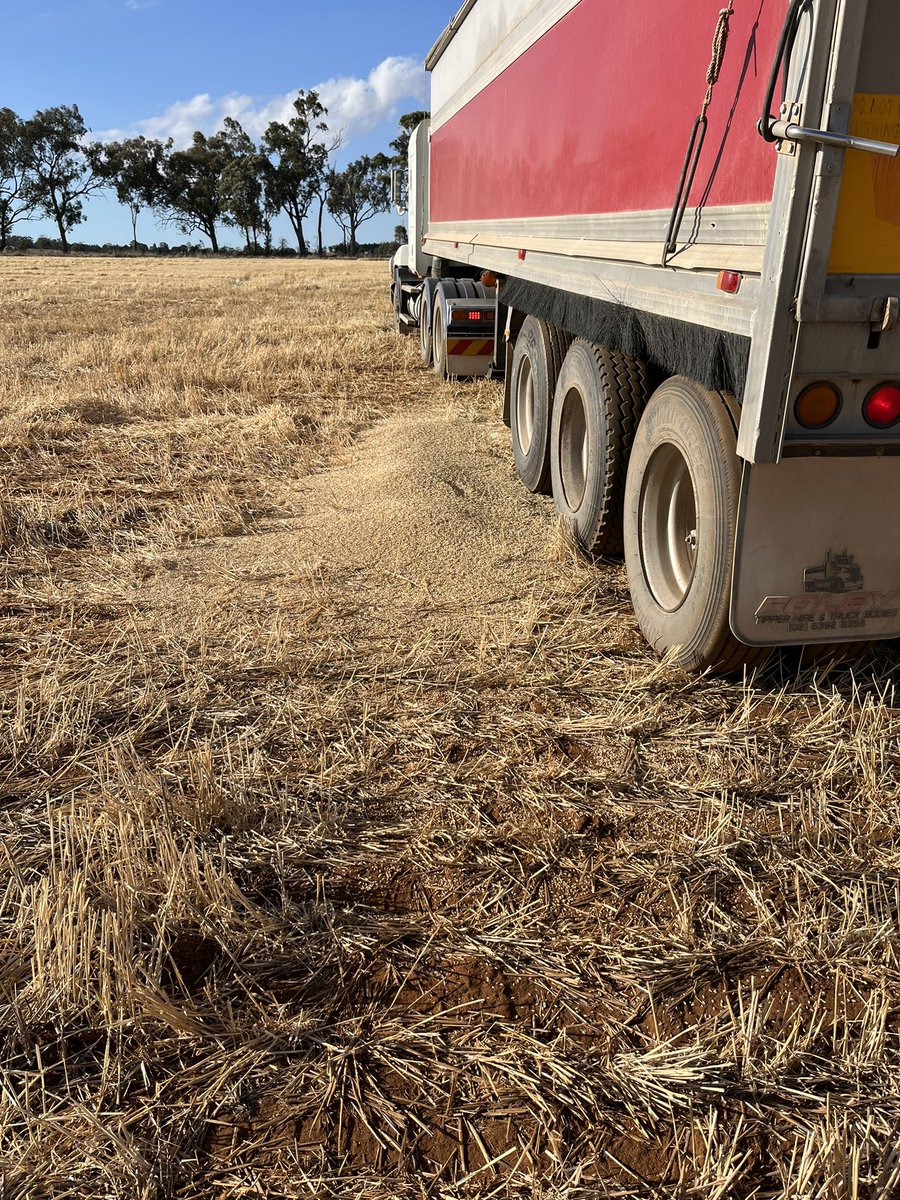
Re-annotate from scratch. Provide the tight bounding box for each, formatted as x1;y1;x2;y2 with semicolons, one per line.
20;105;100;253
326;154;391;256
0;107;32;251
89;135;170;247
220;156;273;251
154;129;237;252
263;91;335;257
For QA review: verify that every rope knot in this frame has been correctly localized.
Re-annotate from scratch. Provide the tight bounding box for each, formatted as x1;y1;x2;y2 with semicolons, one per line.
701;2;735;117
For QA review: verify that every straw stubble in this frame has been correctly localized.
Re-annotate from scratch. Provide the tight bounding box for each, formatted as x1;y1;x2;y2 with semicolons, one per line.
1;256;899;1198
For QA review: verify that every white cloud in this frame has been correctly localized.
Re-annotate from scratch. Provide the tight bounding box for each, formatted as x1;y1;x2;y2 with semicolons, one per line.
100;56;427;149
124;1;158;10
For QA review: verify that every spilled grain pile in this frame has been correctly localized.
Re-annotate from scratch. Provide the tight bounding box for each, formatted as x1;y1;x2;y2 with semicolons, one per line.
1;256;900;1199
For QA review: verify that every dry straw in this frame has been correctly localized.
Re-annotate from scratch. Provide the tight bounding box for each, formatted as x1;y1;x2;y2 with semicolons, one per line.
1;256;899;1198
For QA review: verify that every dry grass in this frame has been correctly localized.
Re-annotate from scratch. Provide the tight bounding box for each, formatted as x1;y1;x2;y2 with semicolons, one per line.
1;256;900;1199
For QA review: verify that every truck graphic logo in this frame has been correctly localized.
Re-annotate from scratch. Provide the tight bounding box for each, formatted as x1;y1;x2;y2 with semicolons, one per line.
803;549;864;595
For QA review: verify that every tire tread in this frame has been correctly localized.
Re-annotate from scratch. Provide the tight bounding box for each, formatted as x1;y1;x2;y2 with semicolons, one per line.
584;345;649;557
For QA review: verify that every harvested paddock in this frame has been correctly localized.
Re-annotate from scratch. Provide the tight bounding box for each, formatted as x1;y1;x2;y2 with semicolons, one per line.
1;256;900;1199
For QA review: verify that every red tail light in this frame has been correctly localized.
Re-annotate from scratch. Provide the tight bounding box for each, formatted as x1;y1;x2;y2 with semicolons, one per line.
863;383;900;429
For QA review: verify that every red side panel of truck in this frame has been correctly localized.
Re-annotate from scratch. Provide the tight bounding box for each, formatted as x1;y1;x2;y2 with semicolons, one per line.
430;0;787;224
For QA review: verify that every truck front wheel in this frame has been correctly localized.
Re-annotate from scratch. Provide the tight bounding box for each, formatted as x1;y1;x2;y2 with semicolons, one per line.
511;317;569;494
623;376;768;672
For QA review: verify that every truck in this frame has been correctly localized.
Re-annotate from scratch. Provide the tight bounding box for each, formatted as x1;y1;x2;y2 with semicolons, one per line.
804;549;864;593
390;0;900;671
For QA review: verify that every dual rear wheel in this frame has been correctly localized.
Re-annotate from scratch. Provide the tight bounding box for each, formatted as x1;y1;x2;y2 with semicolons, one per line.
510;319;762;671
422;279;493;379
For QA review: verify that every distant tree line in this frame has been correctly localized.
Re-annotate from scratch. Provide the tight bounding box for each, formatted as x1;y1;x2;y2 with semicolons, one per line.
0;99;428;256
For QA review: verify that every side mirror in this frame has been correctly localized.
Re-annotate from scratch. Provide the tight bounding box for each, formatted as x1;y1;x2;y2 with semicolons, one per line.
391;166;407;215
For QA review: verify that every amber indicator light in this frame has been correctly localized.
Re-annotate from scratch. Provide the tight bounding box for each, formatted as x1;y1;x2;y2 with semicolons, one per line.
794;382;842;429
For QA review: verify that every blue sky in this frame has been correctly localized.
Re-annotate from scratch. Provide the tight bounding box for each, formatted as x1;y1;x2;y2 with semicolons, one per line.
3;0;453;248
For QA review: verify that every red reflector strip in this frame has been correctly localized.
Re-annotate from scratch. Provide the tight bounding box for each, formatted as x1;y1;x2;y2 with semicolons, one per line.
446;339;495;357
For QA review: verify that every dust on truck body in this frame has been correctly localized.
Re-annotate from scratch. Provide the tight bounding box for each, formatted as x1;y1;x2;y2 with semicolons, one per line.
390;0;900;670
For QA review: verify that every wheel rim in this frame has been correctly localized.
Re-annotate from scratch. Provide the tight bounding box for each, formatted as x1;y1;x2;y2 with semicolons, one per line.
639;443;698;612
422;296;434;355
558;385;589;511
433;306;444;367
516;358;535;453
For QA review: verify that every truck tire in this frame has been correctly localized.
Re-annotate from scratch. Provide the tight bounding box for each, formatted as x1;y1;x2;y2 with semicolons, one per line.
392;269;404;334
623;376;769;673
419;287;434;366
511;317;570;494
429;280;492;379
433;300;448;378
550;340;649;556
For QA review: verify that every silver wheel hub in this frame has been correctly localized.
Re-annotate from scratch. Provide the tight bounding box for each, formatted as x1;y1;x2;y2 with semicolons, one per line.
558;385;589;511
639;443;698;612
517;359;535;453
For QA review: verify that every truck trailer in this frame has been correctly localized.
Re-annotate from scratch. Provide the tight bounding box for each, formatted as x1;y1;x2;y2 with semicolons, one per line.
390;0;900;671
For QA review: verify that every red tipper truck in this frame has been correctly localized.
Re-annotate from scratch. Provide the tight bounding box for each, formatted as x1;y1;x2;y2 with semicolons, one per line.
390;0;900;670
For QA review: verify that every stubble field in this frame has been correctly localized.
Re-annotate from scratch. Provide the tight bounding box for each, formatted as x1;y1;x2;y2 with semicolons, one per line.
1;256;900;1199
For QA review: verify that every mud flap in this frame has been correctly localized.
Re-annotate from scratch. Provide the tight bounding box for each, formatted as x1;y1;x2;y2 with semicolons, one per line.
731;457;900;646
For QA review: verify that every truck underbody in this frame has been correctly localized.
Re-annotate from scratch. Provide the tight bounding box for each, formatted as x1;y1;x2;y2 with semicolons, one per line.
391;0;900;671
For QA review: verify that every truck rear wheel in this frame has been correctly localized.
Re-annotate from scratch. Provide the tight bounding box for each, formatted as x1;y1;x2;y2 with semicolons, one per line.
419;288;433;366
511;317;569;494
623;376;769;673
432;299;448;378
550;340;648;556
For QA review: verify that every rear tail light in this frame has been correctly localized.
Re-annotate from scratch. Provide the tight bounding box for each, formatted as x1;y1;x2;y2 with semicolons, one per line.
794;382;842;429
863;383;900;429
450;309;488;323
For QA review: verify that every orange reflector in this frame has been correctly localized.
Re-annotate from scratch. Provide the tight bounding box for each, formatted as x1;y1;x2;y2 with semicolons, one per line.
795;382;842;429
480;271;497;288
863;383;900;429
717;270;742;294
